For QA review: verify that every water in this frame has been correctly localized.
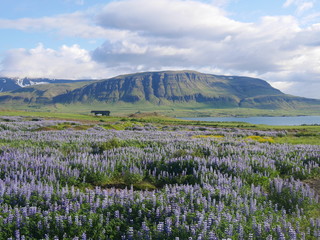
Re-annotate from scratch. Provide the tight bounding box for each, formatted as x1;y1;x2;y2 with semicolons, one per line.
180;116;320;126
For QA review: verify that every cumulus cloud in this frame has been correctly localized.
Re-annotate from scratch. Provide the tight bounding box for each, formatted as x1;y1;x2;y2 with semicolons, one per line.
261;45;320;99
96;0;247;39
92;1;303;74
89;0;320;98
1;0;320;98
0;12;131;40
0;44;111;79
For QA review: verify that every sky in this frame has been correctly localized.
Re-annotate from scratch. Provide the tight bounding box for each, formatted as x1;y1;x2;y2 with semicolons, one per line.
0;0;320;99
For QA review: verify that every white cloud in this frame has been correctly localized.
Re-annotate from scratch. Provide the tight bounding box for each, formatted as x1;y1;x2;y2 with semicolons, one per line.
0;44;111;79
268;81;295;92
268;79;320;99
1;0;320;98
92;5;304;74
89;0;320;98
283;0;296;8
261;44;320;99
283;0;315;14
297;2;314;14
0;12;132;40
96;0;248;40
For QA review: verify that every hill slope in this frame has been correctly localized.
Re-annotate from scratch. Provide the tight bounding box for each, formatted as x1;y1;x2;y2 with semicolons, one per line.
0;77;90;93
0;81;93;104
53;70;320;109
0;71;319;112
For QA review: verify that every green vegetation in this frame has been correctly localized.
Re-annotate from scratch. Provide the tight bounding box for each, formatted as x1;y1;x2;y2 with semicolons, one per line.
275;134;320;145
0;109;320;145
1;70;320;117
0;110;319;239
1;101;320;118
0;81;91;104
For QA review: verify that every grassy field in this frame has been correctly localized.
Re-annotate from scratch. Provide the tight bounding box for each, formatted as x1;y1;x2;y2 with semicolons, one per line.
0;109;319;145
1;101;320;118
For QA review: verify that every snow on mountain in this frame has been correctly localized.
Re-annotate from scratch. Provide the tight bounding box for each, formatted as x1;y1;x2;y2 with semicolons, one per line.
15;78;49;88
0;77;90;93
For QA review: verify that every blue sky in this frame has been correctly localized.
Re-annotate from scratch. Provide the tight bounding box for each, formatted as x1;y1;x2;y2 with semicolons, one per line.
1;0;320;98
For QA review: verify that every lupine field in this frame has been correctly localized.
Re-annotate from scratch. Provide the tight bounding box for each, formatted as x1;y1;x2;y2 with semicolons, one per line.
0;115;319;239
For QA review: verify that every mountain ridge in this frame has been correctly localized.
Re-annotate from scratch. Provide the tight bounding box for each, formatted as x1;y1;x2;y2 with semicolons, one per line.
54;70;283;104
53;70;320;109
0;77;92;93
0;70;320;112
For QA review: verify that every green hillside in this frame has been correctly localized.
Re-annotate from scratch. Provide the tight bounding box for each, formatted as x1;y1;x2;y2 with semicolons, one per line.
54;70;282;105
53;70;320;110
0;70;319;116
0;81;92;104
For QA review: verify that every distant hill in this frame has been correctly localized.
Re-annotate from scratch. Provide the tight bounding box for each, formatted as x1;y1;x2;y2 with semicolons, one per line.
0;71;320;112
53;70;320;109
0;80;93;104
0;77;91;93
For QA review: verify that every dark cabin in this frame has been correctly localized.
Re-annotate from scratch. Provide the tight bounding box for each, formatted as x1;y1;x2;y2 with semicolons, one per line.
91;110;110;116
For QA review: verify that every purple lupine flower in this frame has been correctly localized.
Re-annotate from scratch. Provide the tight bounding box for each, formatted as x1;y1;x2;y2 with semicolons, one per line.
82;232;87;240
15;229;20;240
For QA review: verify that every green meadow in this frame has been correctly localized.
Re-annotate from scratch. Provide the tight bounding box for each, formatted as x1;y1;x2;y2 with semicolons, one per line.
1;101;320;118
0;109;319;145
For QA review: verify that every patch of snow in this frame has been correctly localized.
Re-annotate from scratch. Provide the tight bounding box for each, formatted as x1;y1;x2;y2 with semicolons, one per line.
15;78;26;87
29;81;49;85
15;79;50;88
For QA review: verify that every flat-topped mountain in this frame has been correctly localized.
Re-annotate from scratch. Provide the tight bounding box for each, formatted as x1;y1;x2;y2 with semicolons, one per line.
53;70;320;109
0;70;319;111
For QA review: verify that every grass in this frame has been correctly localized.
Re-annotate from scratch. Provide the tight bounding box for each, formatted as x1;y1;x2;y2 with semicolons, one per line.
264;125;320;145
1;100;320;118
274;135;320;145
0;109;122;122
1;109;320;145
